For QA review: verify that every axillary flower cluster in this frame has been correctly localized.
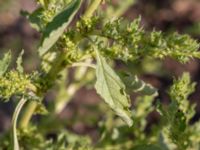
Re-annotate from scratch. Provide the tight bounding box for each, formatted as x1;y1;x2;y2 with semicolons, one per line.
0;71;31;100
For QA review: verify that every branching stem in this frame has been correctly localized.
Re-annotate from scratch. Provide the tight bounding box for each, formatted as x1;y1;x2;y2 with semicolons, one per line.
71;62;96;69
19;0;102;129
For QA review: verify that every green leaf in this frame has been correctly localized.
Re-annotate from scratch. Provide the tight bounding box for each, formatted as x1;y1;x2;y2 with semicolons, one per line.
121;73;158;97
12;97;28;150
16;50;24;73
0;51;12;76
21;8;44;32
95;49;133;126
38;0;82;56
34;102;48;115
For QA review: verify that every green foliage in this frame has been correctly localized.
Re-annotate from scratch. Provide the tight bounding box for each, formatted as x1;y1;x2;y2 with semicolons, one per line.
121;72;158;97
157;73;198;150
38;0;82;56
0;0;200;150
99;18;200;63
16;50;24;73
21;8;45;32
0;51;11;76
95;48;133;126
169;73;196;121
21;0;73;32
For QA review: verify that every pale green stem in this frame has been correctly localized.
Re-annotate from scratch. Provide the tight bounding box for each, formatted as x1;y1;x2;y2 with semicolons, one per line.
71;62;96;69
83;0;102;18
19;0;102;127
56;60;94;112
12;97;28;150
55;83;80;114
54;0;102;113
55;59;94;114
19;101;37;129
19;48;69;128
54;0;102;114
106;0;135;20
74;59;93;80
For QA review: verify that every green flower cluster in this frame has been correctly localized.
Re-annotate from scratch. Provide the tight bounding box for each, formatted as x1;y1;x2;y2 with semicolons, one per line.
169;73;196;121
59;16;200;63
76;16;100;35
157;73;197;149
100;18;200;63
58;35;82;64
0;71;31;100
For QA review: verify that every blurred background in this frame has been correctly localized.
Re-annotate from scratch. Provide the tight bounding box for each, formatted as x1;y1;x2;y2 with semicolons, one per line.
0;0;200;141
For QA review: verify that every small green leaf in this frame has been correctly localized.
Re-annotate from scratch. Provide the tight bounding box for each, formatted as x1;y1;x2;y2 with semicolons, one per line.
121;73;158;97
16;50;24;73
38;0;82;56
0;51;12;76
95;49;133;126
34;102;48;115
21;8;44;32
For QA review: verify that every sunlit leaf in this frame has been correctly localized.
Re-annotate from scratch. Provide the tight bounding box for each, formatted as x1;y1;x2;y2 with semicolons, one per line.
121;73;158;97
38;0;82;56
95;49;133;126
16;50;24;73
21;8;44;32
0;51;12;76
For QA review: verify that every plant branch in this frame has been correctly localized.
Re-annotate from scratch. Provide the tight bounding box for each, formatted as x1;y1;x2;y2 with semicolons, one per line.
19;101;37;129
83;0;102;19
12;97;28;150
54;1;102;113
71;62;96;69
19;51;69;128
19;0;102;128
